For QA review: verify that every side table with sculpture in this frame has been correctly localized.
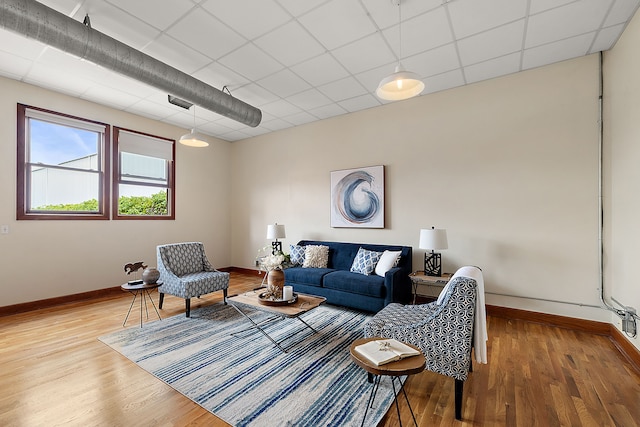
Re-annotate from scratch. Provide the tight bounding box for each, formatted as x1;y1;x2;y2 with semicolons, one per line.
121;262;162;328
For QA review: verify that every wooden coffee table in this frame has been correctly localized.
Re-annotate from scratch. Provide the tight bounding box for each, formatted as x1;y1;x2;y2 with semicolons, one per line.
350;337;426;427
227;289;326;353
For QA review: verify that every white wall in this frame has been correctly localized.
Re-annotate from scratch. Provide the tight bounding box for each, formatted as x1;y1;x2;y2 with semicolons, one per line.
0;77;232;306
604;12;640;351
231;55;609;322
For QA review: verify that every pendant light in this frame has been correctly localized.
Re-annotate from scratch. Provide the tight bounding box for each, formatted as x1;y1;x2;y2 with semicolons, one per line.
179;105;209;147
376;0;425;101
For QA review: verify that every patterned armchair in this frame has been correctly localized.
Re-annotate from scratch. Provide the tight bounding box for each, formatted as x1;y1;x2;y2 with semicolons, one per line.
364;266;484;420
157;242;229;317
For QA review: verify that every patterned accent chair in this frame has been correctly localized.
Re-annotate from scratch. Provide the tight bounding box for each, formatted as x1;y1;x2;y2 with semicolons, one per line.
364;267;480;420
157;242;229;317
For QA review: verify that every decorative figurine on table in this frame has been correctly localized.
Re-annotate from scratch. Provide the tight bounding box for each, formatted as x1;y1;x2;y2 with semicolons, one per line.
124;261;147;285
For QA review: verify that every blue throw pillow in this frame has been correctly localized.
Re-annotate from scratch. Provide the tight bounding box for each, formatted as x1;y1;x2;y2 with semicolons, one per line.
290;244;306;266
350;247;383;275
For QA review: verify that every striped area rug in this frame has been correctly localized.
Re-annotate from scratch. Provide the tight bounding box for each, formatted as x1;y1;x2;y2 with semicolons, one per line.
99;303;400;426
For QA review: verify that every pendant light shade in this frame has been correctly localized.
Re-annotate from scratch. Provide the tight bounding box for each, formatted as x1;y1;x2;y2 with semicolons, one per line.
376;0;425;101
179;130;209;147
376;65;425;101
179;106;209;147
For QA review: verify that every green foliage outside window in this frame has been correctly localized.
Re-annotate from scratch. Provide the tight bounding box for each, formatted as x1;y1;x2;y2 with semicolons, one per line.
35;191;167;215
118;191;168;215
34;199;99;212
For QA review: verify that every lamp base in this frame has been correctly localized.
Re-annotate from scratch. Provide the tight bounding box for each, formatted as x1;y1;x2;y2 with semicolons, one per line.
424;252;442;277
272;241;282;255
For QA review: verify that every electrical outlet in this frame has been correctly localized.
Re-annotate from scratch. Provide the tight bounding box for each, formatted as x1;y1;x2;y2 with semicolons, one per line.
622;309;637;336
0;225;8;234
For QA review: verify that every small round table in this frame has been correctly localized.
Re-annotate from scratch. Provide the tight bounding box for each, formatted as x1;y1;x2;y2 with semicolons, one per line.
350;337;426;427
120;281;162;328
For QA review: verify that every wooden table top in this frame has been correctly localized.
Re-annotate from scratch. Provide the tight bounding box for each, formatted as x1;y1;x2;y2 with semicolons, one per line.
227;289;326;318
350;337;426;377
120;281;162;291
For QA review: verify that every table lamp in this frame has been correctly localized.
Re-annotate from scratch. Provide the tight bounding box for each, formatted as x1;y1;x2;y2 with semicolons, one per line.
419;227;448;276
266;223;286;255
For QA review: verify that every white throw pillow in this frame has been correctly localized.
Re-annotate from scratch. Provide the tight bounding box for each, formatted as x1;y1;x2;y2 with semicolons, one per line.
375;250;402;277
302;245;329;268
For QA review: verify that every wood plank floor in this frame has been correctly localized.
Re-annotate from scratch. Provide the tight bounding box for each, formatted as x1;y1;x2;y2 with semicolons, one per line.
1;271;639;426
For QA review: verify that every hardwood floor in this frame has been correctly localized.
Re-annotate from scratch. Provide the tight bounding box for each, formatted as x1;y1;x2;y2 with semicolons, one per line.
1;271;639;426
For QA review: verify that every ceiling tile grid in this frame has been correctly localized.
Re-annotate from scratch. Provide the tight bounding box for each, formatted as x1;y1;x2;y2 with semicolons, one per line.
0;0;638;141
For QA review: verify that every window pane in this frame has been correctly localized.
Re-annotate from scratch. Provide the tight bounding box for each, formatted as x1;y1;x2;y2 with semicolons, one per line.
29;119;99;169
118;185;168;216
30;166;99;212
120;152;168;185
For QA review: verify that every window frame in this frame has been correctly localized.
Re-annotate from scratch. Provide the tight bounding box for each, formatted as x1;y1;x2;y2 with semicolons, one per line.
16;104;111;220
112;127;176;220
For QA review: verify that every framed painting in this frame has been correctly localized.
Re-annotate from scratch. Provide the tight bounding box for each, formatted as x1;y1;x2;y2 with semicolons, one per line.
330;165;384;228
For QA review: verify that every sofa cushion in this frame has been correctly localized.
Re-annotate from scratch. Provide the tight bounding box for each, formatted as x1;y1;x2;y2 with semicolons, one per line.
350;247;383;275
289;244;306;266
285;267;334;287
303;245;329;268
375;250;402;277
323;270;386;298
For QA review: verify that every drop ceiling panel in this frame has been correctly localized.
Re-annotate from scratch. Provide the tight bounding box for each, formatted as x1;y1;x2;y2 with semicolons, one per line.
525;0;612;48
166;10;246;60
399;7;455;56
332;33;396;75
254;21;325;67
523;33;595;70
290;54;350;87
257;69;311;98
464;52;522;84
606;0;640;26
104;0;195;31
318;76;369;102
448;0;529;39
142;34;211;74
217;43;284;81
200;0;290;40
298;0;377;50
71;2;160;50
457;20;526;66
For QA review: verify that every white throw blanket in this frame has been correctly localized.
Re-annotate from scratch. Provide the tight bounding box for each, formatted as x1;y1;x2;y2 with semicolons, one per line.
438;266;488;364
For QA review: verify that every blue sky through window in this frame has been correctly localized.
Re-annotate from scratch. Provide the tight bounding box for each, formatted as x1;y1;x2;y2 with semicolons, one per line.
30;119;98;166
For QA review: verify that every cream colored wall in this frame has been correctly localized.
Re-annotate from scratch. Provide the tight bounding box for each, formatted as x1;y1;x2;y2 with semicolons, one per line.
0;76;231;306
604;12;640;351
231;55;610;322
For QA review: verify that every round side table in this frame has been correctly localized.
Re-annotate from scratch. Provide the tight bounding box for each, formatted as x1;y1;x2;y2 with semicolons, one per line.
120;281;162;327
350;337;425;427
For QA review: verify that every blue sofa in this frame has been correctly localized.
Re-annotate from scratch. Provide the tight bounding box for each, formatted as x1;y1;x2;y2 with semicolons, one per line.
284;240;413;312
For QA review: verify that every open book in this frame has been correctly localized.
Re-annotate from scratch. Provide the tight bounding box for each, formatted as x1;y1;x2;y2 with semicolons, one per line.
354;338;421;366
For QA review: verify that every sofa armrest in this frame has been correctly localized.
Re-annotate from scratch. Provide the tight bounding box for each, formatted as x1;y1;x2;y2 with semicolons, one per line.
384;266;412;306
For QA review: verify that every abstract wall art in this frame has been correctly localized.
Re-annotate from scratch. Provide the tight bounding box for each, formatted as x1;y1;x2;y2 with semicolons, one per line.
330;165;384;228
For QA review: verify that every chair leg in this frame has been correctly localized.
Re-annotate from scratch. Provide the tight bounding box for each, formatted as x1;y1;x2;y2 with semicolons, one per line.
223;288;228;304
185;298;191;318
159;292;165;309
455;379;463;420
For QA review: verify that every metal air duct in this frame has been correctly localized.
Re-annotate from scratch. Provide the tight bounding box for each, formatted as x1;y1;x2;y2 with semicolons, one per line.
0;0;262;128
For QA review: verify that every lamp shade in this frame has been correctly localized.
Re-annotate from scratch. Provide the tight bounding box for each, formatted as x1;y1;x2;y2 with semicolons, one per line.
376;65;425;101
419;228;448;250
179;129;209;147
266;224;286;239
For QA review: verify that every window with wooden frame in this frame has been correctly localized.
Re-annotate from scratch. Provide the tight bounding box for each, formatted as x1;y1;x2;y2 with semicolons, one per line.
17;104;110;220
113;127;175;220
